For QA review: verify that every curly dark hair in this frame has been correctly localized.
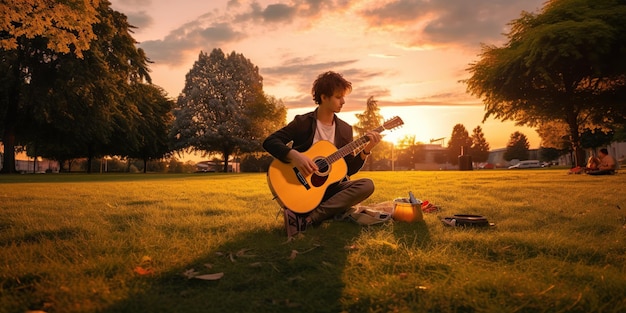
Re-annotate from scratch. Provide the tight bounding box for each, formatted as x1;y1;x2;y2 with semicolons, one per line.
311;71;352;105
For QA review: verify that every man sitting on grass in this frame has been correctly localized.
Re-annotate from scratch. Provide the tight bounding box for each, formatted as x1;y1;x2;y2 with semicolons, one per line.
263;71;382;238
587;148;617;176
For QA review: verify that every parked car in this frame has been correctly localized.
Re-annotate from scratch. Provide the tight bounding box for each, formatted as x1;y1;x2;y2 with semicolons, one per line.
508;160;542;169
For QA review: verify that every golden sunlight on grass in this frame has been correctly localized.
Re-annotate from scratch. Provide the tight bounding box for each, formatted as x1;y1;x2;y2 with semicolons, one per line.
0;171;624;312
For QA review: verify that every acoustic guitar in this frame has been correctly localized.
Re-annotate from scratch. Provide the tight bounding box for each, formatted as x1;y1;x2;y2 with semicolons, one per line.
267;116;404;213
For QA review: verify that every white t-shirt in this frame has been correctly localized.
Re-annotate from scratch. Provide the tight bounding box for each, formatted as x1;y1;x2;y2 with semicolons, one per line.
313;121;335;145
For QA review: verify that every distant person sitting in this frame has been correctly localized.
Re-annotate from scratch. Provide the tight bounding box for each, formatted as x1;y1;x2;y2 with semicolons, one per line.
587;148;617;175
585;155;600;172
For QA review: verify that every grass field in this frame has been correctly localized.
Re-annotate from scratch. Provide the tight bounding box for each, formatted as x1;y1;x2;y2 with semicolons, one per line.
0;170;625;313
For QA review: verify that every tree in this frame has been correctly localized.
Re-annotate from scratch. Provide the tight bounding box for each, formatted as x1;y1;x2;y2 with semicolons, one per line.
613;124;626;143
470;125;490;163
580;128;614;152
396;135;425;169
536;121;571;152
354;96;384;170
171;49;285;172
0;0;100;173
503;131;530;161
538;147;562;163
465;0;626;167
447;124;472;165
240;153;274;172
119;84;175;173
1;0;153;173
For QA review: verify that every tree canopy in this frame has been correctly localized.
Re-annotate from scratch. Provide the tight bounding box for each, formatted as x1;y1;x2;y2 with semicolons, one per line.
0;0;99;58
504;131;530;161
354;96;384;170
1;0;166;173
447;124;472;165
470;126;490;163
465;0;626;166
396;135;425;169
115;84;175;172
170;49;285;172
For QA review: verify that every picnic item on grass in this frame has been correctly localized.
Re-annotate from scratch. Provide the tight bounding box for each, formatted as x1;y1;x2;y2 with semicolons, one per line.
345;191;441;225
420;200;441;213
393;196;424;223
441;214;495;227
344;201;395;225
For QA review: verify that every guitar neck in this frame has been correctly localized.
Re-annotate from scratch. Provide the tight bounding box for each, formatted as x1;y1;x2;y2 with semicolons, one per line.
326;125;385;163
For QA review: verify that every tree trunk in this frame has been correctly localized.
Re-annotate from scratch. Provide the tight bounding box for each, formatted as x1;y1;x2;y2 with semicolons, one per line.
223;151;229;172
1;127;17;174
1;60;21;174
568;121;585;167
572;144;586;168
87;144;94;173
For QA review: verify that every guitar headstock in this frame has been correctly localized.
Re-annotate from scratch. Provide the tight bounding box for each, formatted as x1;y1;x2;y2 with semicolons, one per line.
382;116;404;131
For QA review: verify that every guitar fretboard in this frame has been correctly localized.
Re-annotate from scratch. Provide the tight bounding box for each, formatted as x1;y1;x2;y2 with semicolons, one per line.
325;125;385;163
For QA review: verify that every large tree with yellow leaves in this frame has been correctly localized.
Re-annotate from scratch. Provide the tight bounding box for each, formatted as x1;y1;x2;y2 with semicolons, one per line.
1;0;153;173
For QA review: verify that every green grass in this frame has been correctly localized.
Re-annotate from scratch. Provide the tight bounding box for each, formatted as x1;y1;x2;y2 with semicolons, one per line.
0;170;625;313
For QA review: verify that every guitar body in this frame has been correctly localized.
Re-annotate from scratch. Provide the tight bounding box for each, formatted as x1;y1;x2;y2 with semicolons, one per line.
267;140;348;214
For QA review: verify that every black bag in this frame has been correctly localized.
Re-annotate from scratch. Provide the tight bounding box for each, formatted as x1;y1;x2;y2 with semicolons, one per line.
441;214;493;227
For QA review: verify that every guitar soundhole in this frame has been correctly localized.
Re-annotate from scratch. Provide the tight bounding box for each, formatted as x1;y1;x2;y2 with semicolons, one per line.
310;158;330;187
314;158;330;175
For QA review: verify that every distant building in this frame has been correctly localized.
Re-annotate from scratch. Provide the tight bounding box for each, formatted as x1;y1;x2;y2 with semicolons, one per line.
413;143;451;170
195;160;240;173
487;148;540;168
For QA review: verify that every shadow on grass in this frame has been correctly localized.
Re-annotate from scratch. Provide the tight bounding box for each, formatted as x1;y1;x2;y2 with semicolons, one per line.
101;220;432;313
101;223;359;313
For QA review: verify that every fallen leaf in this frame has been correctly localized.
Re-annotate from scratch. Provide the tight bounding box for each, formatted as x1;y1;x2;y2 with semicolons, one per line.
134;266;153;275
236;248;254;257
182;269;200;279
288;250;298;260
203;263;213;269
194;272;224;281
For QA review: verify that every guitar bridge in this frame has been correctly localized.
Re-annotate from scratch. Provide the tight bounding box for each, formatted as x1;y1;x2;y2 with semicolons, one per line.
293;167;311;190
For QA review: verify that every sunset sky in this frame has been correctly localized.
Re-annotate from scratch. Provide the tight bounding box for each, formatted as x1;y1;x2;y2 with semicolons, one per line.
109;0;546;149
